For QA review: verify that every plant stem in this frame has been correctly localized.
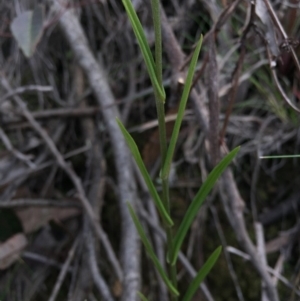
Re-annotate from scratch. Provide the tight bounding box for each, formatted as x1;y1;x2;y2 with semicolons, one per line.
151;0;167;165
155;92;167;164
151;1;178;298
151;0;163;90
162;179;178;301
155;67;178;300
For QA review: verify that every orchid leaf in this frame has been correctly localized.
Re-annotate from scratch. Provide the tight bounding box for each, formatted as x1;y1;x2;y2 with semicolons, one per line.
117;118;173;226
169;147;239;265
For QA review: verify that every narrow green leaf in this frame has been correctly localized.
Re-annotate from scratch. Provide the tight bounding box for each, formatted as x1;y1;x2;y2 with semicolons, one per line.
122;0;153;67
137;292;150;301
260;154;300;159
170;146;240;265
127;203;179;296
181;246;222;301
122;0;165;101
116;118;173;226
150;0;163;88
161;35;203;179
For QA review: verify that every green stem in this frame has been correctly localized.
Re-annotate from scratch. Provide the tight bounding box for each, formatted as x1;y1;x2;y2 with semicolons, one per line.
151;1;177;298
150;0;163;90
151;0;166;162
162;179;178;301
156;87;178;299
155;91;167;164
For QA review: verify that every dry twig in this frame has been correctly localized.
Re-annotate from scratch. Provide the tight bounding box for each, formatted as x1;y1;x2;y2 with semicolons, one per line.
47;1;141;299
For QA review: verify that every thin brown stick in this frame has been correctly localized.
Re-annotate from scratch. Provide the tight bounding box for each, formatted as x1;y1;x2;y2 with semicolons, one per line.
254;26;300;113
0;144;90;189
48;238;79;301
87;229;115;301
0;127;35;168
263;0;300;75
206;32;220;166
22;251;73;271
77;64;113;300
220;1;256;142
0;85;53;104
0;199;81;208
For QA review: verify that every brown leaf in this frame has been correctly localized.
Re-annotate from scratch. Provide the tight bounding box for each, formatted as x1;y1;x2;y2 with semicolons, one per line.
142;107;178;170
265;235;289;254
0;233;27;270
15;207;81;234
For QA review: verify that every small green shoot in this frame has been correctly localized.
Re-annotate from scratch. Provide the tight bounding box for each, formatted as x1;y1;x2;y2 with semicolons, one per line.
120;0;240;299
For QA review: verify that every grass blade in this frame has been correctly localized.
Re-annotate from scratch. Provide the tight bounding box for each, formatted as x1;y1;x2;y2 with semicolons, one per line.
137;292;150;301
181;246;222;301
117;118;173;226
260;154;300;159
161;35;203;179
169;146;240;265
150;0;163;87
122;0;165;101
127;203;179;296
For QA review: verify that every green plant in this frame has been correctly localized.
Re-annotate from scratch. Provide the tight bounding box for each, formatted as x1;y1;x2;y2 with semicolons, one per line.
117;0;240;300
